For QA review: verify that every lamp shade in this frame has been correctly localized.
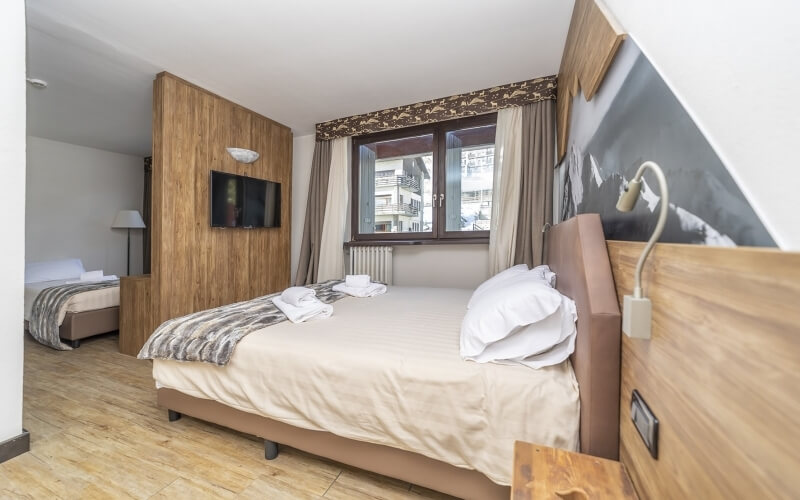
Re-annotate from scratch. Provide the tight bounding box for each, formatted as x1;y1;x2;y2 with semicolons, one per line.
226;147;259;164
616;179;642;212
112;210;146;229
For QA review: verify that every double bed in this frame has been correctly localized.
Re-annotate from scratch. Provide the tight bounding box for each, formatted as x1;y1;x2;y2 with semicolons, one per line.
149;214;621;499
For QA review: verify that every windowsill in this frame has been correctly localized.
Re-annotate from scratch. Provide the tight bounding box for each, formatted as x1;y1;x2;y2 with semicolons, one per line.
345;238;488;247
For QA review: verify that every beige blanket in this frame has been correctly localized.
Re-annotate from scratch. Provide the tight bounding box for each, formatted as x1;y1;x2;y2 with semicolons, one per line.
153;286;579;485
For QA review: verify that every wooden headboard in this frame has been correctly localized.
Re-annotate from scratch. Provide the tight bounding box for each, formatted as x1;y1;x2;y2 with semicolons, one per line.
545;214;621;459
608;241;800;498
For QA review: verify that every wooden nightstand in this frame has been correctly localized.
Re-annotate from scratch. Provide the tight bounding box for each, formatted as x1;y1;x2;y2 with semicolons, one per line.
512;442;638;499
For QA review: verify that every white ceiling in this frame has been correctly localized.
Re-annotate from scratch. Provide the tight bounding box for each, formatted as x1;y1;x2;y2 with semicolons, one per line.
26;0;574;157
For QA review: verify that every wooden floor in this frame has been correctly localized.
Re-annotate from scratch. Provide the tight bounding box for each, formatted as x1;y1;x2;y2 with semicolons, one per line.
0;334;455;500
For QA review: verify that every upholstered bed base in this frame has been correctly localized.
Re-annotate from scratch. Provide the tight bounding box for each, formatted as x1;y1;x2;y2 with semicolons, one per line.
59;307;120;341
25;306;120;347
157;388;509;500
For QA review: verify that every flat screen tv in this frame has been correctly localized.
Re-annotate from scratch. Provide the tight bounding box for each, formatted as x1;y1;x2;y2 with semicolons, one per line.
210;170;281;228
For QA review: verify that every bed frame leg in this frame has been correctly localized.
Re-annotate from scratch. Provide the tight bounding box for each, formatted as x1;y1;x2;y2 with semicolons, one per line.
69;339;81;349
264;440;279;460
168;410;182;422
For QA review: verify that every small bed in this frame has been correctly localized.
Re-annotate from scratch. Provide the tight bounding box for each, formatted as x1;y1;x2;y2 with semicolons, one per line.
24;259;121;349
151;214;621;499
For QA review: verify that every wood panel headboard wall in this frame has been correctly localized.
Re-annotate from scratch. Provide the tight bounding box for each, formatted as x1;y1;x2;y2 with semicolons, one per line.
552;1;800;496
150;72;293;327
556;0;625;160
608;241;800;498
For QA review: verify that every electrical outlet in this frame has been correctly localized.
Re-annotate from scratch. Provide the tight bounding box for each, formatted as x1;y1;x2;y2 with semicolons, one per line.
631;390;659;459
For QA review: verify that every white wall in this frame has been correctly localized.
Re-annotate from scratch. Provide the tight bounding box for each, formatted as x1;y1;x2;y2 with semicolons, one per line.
393;244;488;289
600;0;800;249
0;0;26;443
291;134;489;288
26;137;144;277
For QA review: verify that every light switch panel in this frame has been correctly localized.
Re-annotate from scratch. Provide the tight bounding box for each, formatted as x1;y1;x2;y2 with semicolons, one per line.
631;389;659;459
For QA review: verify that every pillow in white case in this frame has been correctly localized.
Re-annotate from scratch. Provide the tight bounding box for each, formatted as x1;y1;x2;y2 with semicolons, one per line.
468;264;558;310
467;264;529;309
25;258;85;284
517;327;577;369
531;265;557;288
460;277;563;358
464;294;577;369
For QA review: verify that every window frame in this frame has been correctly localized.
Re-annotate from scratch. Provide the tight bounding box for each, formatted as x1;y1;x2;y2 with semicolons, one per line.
350;113;497;244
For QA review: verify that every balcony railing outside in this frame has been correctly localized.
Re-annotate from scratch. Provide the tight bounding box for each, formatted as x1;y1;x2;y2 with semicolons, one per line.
375;175;420;193
375;203;420;216
461;191;492;203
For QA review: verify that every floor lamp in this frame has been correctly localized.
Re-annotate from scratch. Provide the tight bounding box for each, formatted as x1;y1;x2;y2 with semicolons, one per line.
112;210;146;276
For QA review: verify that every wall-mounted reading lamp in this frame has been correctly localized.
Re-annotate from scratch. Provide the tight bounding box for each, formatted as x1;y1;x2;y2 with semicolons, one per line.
616;161;669;339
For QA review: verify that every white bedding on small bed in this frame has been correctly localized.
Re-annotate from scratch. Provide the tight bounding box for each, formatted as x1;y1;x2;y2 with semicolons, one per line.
152;286;580;485
24;279;120;324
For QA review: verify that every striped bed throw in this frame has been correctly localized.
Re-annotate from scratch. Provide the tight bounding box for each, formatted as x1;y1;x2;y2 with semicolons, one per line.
29;280;120;350
138;280;346;366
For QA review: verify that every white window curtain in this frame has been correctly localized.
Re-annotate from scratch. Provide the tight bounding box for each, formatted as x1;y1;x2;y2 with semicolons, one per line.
317;136;351;281
488;106;523;275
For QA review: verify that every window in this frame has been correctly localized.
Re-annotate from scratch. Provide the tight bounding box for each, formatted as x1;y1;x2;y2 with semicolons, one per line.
351;114;496;242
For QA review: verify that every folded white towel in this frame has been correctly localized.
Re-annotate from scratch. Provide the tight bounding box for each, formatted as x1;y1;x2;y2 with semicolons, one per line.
272;296;333;323
81;270;104;281
281;286;317;307
332;282;387;298
345;274;371;288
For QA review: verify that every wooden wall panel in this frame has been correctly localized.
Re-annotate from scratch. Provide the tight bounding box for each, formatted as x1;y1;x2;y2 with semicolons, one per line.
149;76;165;331
556;0;626;160
119;275;154;356
150;72;292;329
608;241;800;499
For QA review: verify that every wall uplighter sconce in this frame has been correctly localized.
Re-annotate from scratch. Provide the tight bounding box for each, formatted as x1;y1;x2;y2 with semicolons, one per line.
616;161;669;339
226;147;259;164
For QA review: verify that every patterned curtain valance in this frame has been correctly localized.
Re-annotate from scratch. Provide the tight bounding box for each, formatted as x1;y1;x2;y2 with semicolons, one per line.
315;75;557;141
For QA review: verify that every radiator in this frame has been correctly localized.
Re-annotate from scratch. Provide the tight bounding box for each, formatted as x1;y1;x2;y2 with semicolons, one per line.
349;246;393;285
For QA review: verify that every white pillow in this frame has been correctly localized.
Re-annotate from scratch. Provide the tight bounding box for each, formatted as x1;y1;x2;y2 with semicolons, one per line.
517;328;577;369
531;265;557;288
468;264;558;309
467;264;529;309
464;295;577;369
460;277;563;358
25;258;85;284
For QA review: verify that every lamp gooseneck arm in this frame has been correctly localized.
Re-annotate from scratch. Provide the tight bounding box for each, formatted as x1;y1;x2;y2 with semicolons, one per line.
632;161;668;298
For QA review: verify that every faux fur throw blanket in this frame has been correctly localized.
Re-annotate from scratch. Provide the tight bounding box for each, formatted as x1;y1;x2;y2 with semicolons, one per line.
138;280;346;366
29;280;120;350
